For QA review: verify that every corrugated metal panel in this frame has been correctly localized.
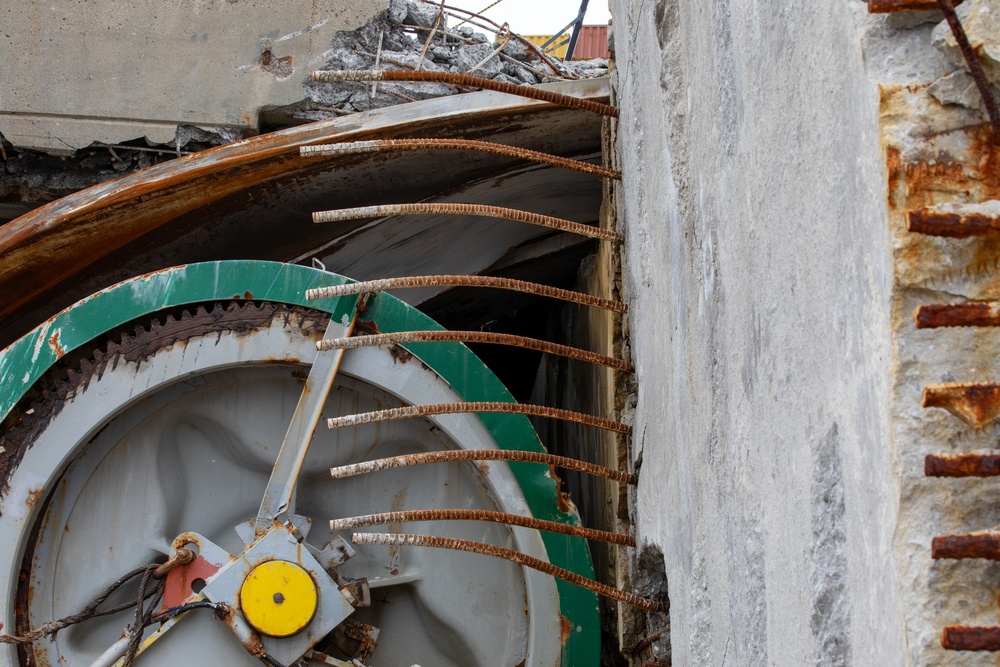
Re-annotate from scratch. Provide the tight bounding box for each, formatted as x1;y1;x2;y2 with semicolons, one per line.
522;26;608;60
573;25;609;60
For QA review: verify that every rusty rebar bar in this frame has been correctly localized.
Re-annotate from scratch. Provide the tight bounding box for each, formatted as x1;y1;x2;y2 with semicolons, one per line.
868;0;963;11
937;0;1000;145
922;383;1000;429
331;509;635;546
926;452;1000;477
908;208;1000;238
942;626;1000;651
329;449;637;484
313;203;620;242
352;533;666;611
327;402;630;434
316;330;632;371
300;139;621;179
932;533;1000;560
305;275;627;313
915;303;1000;328
312;70;617;117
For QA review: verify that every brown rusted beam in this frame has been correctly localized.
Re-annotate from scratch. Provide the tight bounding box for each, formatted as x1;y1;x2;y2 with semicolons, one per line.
926;452;1000;477
922;384;1000;428
915;303;1000;328
908;208;1000;238
932;533;1000;560
868;0;962;11
352;532;666;611
313;69;618;118
330;448;637;485
305;275;627;313
943;626;1000;651
327;401;630;434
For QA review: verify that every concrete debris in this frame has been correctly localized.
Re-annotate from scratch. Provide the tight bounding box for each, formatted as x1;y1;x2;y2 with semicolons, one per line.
0;0;608;214
278;0;608;121
931;0;1000;84
929;70;987;108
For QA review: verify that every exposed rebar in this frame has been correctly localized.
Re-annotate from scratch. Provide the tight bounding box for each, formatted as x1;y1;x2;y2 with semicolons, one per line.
316;330;633;371
331;509;635;546
327;402;630;434
305;275;627;313
330;449;637;484
352;533;666;611
937;0;1000;144
313;202;620;242
312;70;617;117
300;139;621;179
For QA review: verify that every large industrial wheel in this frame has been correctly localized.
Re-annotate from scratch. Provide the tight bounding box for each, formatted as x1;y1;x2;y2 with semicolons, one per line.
0;262;598;667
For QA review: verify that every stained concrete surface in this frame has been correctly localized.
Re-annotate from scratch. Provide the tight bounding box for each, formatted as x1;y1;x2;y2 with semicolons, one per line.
611;1;907;663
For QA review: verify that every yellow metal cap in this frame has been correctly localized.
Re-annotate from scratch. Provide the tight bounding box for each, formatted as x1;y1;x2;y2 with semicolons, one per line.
240;560;318;637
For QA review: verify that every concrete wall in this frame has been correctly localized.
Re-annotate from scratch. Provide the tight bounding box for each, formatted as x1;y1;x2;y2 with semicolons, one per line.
611;1;913;663
0;0;386;153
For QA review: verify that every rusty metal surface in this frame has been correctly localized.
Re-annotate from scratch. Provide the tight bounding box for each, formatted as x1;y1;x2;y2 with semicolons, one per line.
352;533;664;611
908;207;1000;238
301;139;621;179
922;383;1000;428
942;626;1000;651
329;448;637;484
317;330;632;371
327;401;630;434
312;70;618;117
306;275;626;312
868;0;962;11
330;509;636;546
313;202;623;241
0;79;610;347
914;302;1000;328
931;533;1000;560
925;452;1000;477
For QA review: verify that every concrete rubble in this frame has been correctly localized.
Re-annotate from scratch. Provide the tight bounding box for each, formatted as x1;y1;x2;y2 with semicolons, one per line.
0;0;608;217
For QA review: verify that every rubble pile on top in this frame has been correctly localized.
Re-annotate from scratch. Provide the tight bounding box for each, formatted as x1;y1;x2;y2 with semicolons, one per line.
274;0;610;122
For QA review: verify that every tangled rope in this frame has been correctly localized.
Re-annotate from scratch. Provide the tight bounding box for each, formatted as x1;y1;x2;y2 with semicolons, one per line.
0;563;163;647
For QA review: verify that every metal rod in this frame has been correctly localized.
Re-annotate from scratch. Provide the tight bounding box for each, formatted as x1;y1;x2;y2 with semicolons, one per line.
922;383;1000;429
331;509;635;546
942;626;1000;651
312;69;616;117
305;275;627;313
926;453;1000;477
937;0;1000;144
300;139;620;179
908;208;1000;238
327;401;630;433
565;0;590;61
915;303;1000;329
316;330;633;371
329;449;637;484
313;202;620;241
255;309;358;535
932;533;1000;560
352;533;666;611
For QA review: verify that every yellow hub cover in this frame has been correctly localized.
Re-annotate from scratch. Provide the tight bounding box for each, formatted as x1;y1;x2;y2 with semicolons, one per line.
240;560;318;637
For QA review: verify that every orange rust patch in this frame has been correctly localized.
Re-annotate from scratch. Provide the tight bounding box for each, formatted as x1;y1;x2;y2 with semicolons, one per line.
926;452;1000;477
47;331;65;359
922;383;1000;428
942;626;1000;651
25;488;43;510
560;614;572;644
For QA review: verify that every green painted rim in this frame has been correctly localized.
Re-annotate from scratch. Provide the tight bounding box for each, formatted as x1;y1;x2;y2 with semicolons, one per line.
0;260;599;666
